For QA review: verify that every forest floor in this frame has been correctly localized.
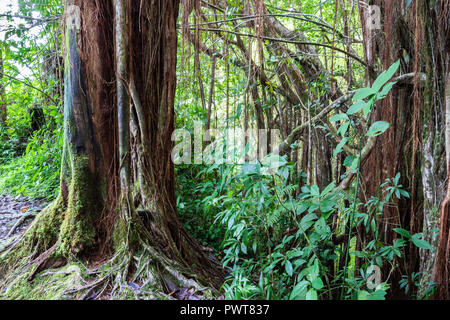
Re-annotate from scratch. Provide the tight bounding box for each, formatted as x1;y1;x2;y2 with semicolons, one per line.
0;194;47;248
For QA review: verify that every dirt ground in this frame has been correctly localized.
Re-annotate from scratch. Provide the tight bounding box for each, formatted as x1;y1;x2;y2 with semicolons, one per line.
0;194;47;248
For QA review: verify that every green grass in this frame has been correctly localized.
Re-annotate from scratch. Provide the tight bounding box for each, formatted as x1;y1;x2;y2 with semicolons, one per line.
0;156;59;200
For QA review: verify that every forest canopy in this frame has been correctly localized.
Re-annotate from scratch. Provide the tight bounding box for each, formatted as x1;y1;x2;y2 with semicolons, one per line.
0;0;449;302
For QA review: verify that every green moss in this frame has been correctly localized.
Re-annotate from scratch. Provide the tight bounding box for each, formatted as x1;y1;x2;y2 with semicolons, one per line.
1;263;89;300
58;156;98;256
112;217;128;252
26;194;65;245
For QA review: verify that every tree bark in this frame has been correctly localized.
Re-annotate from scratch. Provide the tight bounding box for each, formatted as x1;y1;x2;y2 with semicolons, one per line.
434;49;450;300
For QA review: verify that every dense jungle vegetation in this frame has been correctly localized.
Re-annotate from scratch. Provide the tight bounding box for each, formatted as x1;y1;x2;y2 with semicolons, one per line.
0;0;449;301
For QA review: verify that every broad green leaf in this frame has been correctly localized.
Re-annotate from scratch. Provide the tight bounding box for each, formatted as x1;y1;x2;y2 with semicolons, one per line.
321;182;336;196
371;60;400;92
377;81;397;99
227;216;235;229
311;259;320;278
320;199;334;213
314;217;330;235
363;97;375;116
306;288;318;300
344;155;357;167
393;227;411;239
329;113;349;122
300;213;318;231
357;290;370;300
347;100;367;115
353;87;376;101
290;280;309;300
296;202;309;215
333;137;348;157
241;163;259;175
311;185;320;196
312;277;324;290
286;248;303;259
366;121;390;137
350;156;360;171
294;258;307;268
412;237;432;250
359;289;387;300
400;189;410;198
285;260;293;277
336;121;350;137
368;290;387;300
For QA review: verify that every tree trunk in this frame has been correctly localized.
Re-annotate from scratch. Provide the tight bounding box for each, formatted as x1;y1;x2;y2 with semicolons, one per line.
360;0;449;298
434;49;450;300
359;0;422;298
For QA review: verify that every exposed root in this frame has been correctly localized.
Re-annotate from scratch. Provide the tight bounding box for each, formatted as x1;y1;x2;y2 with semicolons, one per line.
1;242;217;300
6;213;37;238
0;203;222;300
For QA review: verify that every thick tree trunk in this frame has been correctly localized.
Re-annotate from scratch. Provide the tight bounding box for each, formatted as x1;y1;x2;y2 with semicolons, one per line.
434;51;450;300
359;0;423;298
359;0;449;298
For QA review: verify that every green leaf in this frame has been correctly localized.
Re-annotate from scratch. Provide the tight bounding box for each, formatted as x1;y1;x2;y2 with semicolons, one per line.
371;60;400;92
368;290;387;300
336;121;350;137
366;121;390;137
320;199;334;213
400;189;410;198
393;227;411;239
344;155;357;167
346;100;367;115
394;238;407;248
359;289;387;300
296;202;309;215
321;182;336;196
310;185;320;196
333;137;348;157
412;237;432;250
350;156;360;171
329;113;349;122
290;280;309;300
363;97;375;116
300;213;318;231
377;81;397;99
306;288;318;300
314;217;330;235
312;277;324;290
285;260;293;277
227;216;235;229
357;290;370;300
353;87;376;101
